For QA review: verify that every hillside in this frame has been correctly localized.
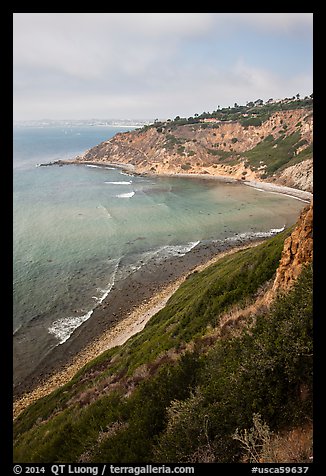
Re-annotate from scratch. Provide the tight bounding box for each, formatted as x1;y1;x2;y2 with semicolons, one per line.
13;203;313;463
73;98;313;192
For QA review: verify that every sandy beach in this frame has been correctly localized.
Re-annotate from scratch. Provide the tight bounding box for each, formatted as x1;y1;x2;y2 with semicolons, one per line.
242;180;312;202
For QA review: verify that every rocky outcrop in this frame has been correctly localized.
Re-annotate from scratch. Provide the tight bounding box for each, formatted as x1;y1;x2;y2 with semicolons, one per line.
271;202;313;295
272;159;313;192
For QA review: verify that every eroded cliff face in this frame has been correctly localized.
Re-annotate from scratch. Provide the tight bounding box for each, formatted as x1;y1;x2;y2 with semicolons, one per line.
271;159;313;192
75;108;313;191
271;202;313;295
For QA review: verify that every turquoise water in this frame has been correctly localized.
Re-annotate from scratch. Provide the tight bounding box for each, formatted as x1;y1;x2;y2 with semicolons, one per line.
13;124;306;374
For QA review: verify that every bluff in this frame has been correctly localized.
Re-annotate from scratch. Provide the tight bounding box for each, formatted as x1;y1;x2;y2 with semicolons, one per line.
74;101;313;192
272;201;313;294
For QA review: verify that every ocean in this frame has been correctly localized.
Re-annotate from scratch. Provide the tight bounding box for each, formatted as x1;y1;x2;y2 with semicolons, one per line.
13;123;306;388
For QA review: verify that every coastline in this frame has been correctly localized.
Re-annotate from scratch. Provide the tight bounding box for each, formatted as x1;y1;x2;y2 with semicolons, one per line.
241;180;312;202
52;159;313;203
14;159;312;418
13;238;266;419
152;173;312;202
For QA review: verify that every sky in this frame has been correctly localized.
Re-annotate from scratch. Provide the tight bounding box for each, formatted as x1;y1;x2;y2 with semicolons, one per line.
13;13;313;121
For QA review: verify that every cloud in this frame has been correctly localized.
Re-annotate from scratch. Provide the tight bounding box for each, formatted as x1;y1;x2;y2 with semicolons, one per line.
13;68;313;121
206;13;313;38
13;13;313;120
13;13;213;75
235;13;313;36
14;14;112;79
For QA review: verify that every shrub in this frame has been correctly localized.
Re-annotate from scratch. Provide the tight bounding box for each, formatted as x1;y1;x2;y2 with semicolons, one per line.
233;414;273;463
154;264;312;462
240;117;263;128
234;416;313;463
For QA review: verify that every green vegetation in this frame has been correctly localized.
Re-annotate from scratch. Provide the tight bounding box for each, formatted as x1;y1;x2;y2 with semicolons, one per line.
243;131;312;175
181;163;192;170
14;228;312;463
154;264;312;462
138;95;313;133
294;143;313;162
240;117;263;128
163;134;185;150
206;148;233;161
136;95;312;180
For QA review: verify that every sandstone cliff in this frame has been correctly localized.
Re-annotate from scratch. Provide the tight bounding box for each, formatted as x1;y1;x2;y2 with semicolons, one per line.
74;105;313;192
271;201;313;295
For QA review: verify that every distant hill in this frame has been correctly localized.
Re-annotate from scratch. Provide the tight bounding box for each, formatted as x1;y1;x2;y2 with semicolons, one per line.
73;96;313;192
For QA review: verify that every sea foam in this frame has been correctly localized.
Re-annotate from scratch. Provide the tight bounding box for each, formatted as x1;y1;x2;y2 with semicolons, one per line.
223;226;285;244
161;240;200;258
48;310;93;345
105;181;132;185
116;192;135;198
49;260;120;345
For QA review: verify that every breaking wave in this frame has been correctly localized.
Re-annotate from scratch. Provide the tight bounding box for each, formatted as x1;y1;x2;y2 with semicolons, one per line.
224;226;285;244
48;259;120;345
105;181;132;185
116;192;135;198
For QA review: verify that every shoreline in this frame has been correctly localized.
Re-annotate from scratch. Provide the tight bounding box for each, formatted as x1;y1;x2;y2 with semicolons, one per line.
13;238;266;419
14;160;312;418
50;159;313;203
241;180;312;202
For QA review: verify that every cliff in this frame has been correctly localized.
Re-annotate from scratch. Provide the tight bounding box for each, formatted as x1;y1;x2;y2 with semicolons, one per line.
271;201;313;294
74;104;313;192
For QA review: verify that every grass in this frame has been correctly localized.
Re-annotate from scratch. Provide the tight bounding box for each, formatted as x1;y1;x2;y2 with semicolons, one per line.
15;228;307;463
206;148;233;161
277;143;313;172
163;134;185;150
243;131;311;175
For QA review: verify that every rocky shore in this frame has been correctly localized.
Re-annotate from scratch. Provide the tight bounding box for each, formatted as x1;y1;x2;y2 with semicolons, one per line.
14;234;272;417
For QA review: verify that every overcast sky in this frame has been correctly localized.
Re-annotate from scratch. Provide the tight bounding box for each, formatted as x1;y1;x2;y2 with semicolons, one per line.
13;13;313;121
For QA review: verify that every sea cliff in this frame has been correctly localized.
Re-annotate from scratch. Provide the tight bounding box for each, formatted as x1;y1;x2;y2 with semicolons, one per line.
72;103;313;193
